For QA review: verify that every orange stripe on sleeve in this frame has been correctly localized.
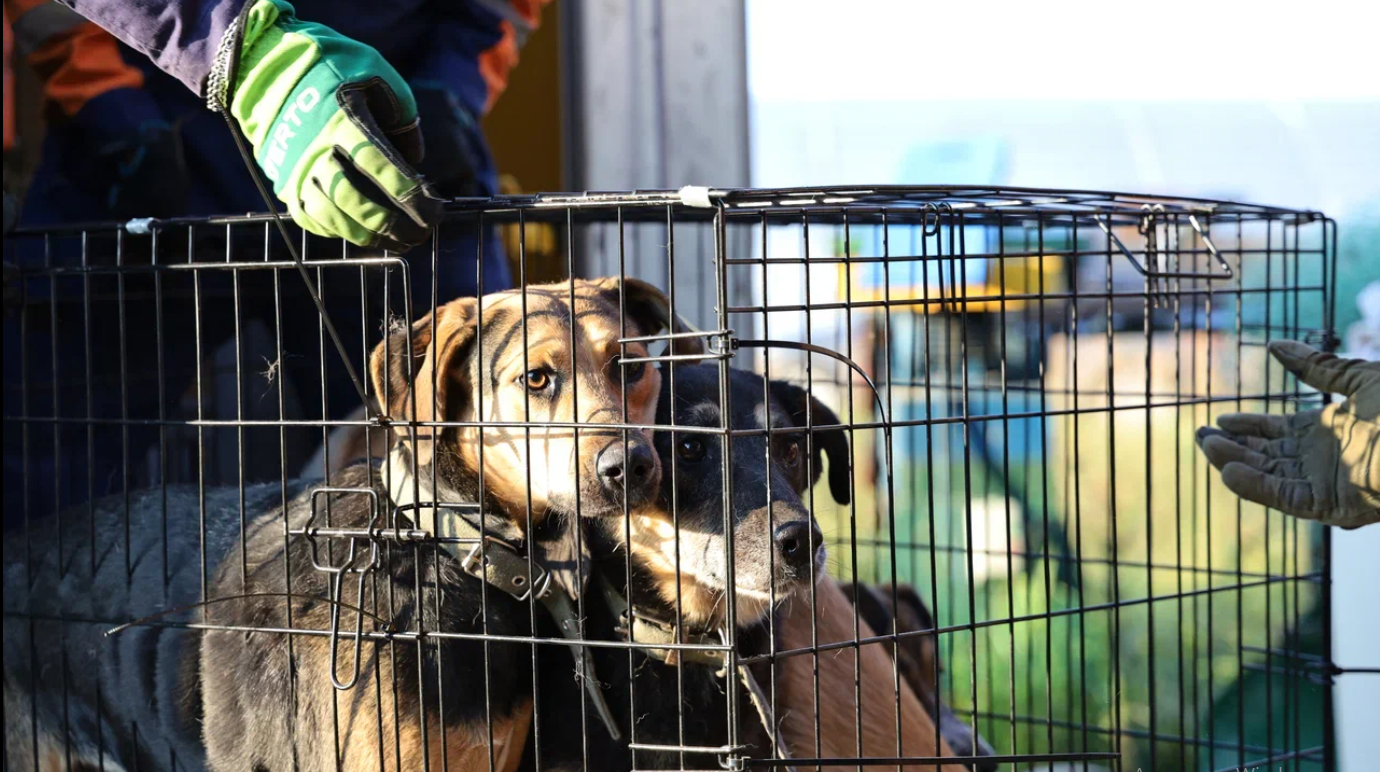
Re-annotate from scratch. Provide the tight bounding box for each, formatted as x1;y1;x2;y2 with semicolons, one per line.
26;21;143;119
476;20;519;115
475;0;551;114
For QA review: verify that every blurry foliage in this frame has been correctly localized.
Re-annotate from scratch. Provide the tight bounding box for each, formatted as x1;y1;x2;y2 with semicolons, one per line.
1335;201;1380;337
816;324;1328;772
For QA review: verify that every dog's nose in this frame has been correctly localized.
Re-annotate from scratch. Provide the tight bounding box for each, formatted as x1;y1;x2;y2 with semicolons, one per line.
774;521;823;570
596;443;657;499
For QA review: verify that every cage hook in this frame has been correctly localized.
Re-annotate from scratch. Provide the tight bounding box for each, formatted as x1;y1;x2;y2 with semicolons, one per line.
922;201;955;238
1139;204;1171;308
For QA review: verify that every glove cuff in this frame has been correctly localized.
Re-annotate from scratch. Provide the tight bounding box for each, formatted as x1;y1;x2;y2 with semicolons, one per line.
207;0;291;112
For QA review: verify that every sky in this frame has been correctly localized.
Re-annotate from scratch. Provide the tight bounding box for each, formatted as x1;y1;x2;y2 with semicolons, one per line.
746;0;1380;216
748;0;1380;103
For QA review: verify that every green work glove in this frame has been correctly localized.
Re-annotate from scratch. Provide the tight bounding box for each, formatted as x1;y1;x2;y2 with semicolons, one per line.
216;0;442;249
1197;341;1380;529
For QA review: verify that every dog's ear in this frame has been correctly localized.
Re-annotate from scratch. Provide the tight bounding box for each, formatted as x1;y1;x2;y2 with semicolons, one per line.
368;297;479;467
888;583;939;699
769;380;852;505
890;583;934;632
841;582;893;637
596;277;705;356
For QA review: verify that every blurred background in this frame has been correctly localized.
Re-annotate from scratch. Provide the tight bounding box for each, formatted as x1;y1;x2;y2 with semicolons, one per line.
3;0;1375;769
743;4;1379;769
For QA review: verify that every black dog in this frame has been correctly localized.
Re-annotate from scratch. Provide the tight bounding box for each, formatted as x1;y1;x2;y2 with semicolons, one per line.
522;363;852;770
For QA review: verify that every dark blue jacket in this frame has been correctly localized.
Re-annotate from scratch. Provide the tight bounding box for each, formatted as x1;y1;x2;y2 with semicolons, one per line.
53;0;537;120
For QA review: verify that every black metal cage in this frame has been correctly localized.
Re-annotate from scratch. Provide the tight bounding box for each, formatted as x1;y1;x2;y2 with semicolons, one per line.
3;186;1339;771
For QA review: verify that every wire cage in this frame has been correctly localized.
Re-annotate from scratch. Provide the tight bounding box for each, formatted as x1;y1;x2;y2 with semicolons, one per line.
2;185;1340;772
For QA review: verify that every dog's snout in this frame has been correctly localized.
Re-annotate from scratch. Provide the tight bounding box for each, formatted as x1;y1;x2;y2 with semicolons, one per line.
774;521;822;570
596;442;658;504
597;443;654;482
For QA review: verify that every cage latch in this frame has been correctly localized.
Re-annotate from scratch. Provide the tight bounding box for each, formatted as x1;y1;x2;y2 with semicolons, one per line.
619;328;738;364
709;330;738;358
301;487;383;691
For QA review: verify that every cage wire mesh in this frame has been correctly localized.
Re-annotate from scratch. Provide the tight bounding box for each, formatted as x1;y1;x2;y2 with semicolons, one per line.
2;186;1338;772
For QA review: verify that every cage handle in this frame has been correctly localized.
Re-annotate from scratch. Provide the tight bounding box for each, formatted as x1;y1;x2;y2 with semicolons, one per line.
733;339;888;428
326;570;372;690
1094;214;1234;280
304;487;383;690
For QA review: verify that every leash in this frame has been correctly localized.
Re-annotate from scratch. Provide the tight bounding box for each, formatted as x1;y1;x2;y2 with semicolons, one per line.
408;496;622;742
385;449;796;764
206;4;373;413
596;574;797;768
596;573;724;667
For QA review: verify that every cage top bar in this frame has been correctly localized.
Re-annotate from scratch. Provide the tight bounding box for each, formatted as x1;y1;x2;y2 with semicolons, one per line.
7;185;1322;236
456;184;1325;228
493;185;1316;217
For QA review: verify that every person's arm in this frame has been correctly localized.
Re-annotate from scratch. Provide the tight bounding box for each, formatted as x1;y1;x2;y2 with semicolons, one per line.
403;1;551;200
1197;341;1379;528
52;0;242;95
412;0;549;118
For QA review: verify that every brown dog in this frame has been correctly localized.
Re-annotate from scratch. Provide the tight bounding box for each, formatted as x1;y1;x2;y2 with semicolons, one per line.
4;277;693;772
835;582;999;770
777;578;977;772
198;277;697;772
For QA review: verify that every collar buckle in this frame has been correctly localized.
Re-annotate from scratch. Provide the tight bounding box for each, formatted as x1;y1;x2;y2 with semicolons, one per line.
459;535;553;602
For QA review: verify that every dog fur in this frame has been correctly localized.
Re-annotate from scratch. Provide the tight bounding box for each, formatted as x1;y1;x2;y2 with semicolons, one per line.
5;279;986;772
838;582;998;770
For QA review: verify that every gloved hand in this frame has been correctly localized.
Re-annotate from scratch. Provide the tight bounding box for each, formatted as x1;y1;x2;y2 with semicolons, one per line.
1197;341;1380;529
220;0;443;250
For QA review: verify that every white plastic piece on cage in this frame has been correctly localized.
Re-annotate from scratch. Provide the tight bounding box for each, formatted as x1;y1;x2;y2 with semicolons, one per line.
1343;280;1380;362
677;186;713;209
1355;280;1380;325
124;218;155;235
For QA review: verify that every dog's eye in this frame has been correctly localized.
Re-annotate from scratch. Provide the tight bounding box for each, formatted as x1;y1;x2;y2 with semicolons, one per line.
621;359;646;382
784;440;801;465
677;437;706;462
522;368;551;392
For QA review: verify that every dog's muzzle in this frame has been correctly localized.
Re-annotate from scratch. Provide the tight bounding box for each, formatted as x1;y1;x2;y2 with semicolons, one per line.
594;440;659;508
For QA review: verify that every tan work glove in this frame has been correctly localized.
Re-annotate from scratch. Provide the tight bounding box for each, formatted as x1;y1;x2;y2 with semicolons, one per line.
1196;341;1379;529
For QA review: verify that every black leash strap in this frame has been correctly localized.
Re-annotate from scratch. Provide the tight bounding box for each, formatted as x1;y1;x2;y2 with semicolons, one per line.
219;111;373;413
444;511;623;741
